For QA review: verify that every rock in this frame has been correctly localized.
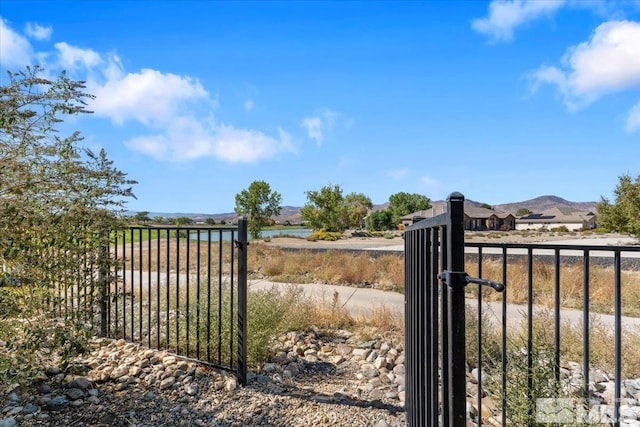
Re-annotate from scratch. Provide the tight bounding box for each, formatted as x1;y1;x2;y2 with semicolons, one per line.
0;417;17;427
22;403;39;415
70;377;92;390
185;384;199;396
225;378;237;392
45;396;69;412
64;388;85;401
159;377;175;390
45;367;62;376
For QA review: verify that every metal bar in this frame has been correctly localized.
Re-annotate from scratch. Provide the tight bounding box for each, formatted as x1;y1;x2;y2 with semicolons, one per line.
416;228;425;425
196;230;201;361
403;228;412;426
614;250;621;427
207;229;212;363
122;232;127;340
176;230;181;354
139;228;143;344
130;228;134;341
441;224;449;427
114;234;119;338
477;247;483;427
430;227;440;427
527;248;533;425
446;192;466;427
186;231;190;358
554;249;561;384
232;230;238;367
99;244;108;337
147;229;152;348
218;229;223;364
165;231;170;350
237;217;248;386
156;231;161;349
501;247;507;427
583;249;590;402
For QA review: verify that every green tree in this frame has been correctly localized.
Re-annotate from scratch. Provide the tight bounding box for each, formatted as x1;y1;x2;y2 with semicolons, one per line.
365;209;394;231
480;203;493;210
344;192;373;229
152;216;166;224
174;216;193;226
388;192;431;227
516;208;532;217
134;211;150;224
300;184;347;232
0;66;136;374
234;180;282;239
204;218;216;225
597;174;640;237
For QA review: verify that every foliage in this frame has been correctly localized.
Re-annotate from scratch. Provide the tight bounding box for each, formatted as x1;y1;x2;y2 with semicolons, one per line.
479;203;492;209
365;209;394;231
234;180;282;239
174;216;193;226
597;173;640;237
134;211;150;224
516;207;532;217
300;184;348;232
305;229;342;241
387;192;431;226
344;192;373;229
0;66;135;384
204;218;216;225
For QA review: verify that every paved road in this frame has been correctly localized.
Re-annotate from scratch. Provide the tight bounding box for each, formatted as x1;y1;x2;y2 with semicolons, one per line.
247;278;640;330
363;237;640;258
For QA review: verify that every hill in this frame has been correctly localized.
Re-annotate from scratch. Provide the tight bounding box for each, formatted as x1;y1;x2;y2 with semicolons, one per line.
128;195;598;223
491;195;597;214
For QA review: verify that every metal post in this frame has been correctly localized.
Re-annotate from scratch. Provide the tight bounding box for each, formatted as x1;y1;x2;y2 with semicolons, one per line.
446;192;466;427
237;216;248;386
98;244;109;336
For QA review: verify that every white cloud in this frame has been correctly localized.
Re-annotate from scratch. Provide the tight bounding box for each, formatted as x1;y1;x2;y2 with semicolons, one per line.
530;20;640;109
626;100;640;132
0;19;295;163
54;42;102;71
90;67;210;126
0;18;32;68
126;118;293;163
472;0;566;42
244;99;254;111
300;116;323;145
386;168;409;180
25;22;52;41
300;109;339;146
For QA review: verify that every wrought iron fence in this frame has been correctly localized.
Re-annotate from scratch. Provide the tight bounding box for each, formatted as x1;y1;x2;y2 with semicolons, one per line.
102;219;248;384
404;194;640;426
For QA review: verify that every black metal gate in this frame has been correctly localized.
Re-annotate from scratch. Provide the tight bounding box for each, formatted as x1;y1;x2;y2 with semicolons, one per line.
404;193;503;426
102;218;248;385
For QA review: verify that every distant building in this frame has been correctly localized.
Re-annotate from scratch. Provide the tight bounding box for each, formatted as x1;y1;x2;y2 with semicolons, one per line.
401;203;516;231
515;207;597;231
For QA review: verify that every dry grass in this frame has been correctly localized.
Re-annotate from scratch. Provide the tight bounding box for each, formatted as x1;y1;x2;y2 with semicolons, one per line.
120;239;640;317
466;257;640;317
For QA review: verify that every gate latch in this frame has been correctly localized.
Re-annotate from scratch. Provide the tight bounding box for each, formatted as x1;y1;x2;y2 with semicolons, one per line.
438;271;505;292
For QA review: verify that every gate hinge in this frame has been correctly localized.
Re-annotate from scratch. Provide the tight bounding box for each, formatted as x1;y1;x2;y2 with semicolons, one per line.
439;271;505;292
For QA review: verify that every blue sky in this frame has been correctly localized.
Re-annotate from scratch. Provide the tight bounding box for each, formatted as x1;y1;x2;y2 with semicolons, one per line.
1;1;639;213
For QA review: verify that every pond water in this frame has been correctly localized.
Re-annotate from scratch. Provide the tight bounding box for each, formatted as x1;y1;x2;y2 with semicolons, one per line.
189;228;311;242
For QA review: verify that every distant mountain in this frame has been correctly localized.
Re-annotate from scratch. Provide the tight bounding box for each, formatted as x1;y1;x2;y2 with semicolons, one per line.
491;195;597;215
127;196;598;222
